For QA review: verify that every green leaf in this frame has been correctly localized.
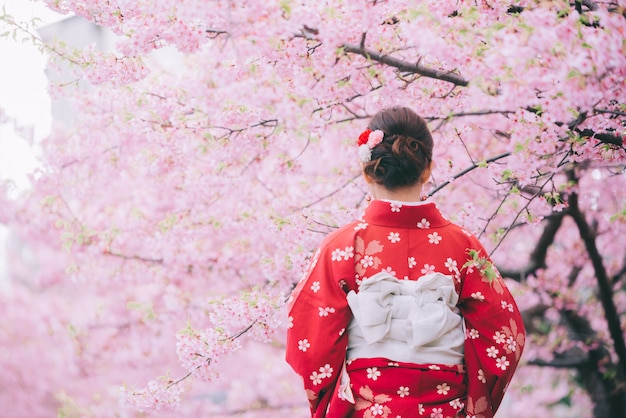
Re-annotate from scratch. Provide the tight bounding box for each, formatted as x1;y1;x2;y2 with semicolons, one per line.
483;264;497;282
279;0;292;18
158;212;178;232
126;301;143;310
579;14;590;26
127;301;156;320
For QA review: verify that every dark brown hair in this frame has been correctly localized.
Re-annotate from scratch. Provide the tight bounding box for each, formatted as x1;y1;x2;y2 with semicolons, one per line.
362;106;433;190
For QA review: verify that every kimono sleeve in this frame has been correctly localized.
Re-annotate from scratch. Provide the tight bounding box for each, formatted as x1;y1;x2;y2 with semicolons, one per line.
285;244;353;417
458;241;526;418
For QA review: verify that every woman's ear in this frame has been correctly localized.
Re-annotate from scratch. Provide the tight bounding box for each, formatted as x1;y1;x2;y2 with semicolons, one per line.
362;170;374;184
420;161;433;184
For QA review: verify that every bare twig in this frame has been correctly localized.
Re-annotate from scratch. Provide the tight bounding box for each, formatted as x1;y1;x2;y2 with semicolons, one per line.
528;353;587;368
593;108;626;117
488;174;556;256
341;43;469;87
498;212;565;282
104;250;164;264
428;152;511;197
300;173;361;209
581;0;599;11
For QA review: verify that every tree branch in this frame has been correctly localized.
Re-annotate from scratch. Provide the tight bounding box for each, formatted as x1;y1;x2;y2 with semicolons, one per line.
300;173;361;210
560;307;626;418
581;0;600;12
593;108;626;118
569;187;626;381
613;254;626;285
426;110;516;120
522;299;626;417
528;351;588;368
342;43;469;87
103;250;163;264
576;128;625;149
427;152;511;197
499;212;565;282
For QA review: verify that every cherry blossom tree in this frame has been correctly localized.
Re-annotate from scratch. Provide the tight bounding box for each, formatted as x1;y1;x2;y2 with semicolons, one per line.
1;0;625;417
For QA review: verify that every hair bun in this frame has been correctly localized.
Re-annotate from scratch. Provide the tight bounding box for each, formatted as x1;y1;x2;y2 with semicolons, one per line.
391;134;422;157
361;107;433;190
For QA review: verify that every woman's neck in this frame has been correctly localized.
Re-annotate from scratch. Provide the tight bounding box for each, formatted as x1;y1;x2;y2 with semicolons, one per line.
368;182;424;203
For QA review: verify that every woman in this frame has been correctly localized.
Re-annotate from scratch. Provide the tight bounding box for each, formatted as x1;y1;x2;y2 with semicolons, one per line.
286;107;525;418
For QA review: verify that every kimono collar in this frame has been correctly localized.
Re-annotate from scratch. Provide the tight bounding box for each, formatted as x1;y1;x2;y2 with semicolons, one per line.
362;200;450;229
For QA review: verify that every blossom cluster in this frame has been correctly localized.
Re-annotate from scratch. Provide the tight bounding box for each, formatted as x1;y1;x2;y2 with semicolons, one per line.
175;327;241;382
208;291;285;343
120;378;184;413
81;46;149;85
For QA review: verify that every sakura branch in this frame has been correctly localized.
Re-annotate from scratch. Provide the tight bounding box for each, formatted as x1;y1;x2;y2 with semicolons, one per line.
526;305;623;417
313;84;383;123
568;185;626;382
488;173;559;257
593;108;626;118
0;13;81;66
498;212;564;282
300;173;362;210
493;165;626;417
102;249;163;264
576;128;625;150
205;28;229;39
428;152;511;197
427;110;517;132
124;290;283;412
342;38;469;87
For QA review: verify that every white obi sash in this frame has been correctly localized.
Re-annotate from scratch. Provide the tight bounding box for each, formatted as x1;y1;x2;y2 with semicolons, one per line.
346;271;465;365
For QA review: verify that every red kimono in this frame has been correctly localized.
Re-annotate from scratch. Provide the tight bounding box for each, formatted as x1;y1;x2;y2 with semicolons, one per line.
286;200;525;418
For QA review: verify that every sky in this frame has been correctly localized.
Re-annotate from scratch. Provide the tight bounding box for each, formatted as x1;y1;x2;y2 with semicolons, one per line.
0;0;66;190
0;0;66;287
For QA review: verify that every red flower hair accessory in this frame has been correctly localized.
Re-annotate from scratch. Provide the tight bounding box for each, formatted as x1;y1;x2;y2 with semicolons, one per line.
357;129;384;162
358;129;372;146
